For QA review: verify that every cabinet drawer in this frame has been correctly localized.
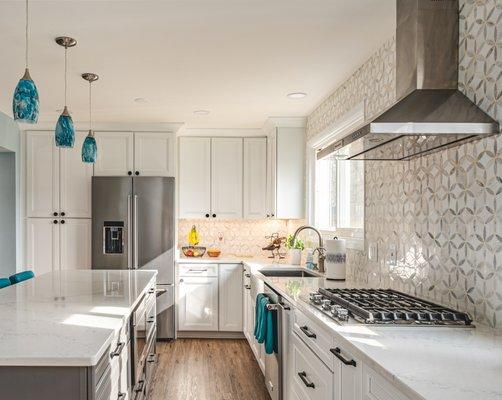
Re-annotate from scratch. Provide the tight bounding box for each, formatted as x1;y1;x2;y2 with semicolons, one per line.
291;332;333;400
178;264;218;277
294;308;333;369
363;364;410;400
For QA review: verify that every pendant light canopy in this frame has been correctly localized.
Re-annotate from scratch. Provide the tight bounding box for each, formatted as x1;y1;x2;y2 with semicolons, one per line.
13;0;39;124
81;73;98;163
55;36;77;148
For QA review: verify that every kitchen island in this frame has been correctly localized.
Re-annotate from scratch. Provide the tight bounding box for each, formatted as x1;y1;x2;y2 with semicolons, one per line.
0;269;157;400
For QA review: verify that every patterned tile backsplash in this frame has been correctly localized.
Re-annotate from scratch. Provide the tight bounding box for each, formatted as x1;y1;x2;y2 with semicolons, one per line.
308;0;502;329
178;219;305;259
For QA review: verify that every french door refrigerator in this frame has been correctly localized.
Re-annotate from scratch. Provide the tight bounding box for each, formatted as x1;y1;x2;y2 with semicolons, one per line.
92;176;175;340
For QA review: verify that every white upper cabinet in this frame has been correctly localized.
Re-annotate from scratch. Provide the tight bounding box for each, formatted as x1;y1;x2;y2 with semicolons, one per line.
266;125;305;219
179;137;211;218
26;218;59;275
244;138;267;219
26;131;59;218
94;131;174;177
218;264;243;331
59;131;93;218
211;138;243;219
93;132;134;176
59;218;92;270
134;132;174;176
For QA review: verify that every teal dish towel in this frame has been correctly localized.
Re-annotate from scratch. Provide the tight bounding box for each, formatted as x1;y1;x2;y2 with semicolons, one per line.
0;278;11;289
254;294;269;343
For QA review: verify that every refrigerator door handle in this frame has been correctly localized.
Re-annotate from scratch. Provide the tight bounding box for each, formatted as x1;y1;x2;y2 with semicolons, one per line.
127;194;132;269
134;194;139;269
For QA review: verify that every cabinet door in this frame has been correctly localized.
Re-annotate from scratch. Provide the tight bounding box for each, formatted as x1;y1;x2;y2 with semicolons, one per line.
134;132;174;176
179;137;211;218
339;348;362;400
25;218;59;275
266;129;277;218
26;131;59;218
243;138;267;219
59;219;92;270
59;131;93;218
218;264;243;331
178;276;218;331
93;132;134;176
211;138;243;219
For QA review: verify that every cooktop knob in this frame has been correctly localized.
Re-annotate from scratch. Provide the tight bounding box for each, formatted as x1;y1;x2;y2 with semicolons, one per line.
321;299;332;310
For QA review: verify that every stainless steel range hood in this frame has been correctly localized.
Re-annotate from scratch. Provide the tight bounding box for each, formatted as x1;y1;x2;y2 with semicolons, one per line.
326;0;499;161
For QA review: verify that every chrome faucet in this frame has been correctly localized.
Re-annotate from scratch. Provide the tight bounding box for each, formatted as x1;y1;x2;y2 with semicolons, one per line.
292;225;325;273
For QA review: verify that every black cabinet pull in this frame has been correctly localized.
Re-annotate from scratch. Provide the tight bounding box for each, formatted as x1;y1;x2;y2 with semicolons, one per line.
128;171;132;176
212;213;216;218
53;212;58;216
60;220;65;224
245;273;251;278
298;371;315;388
244;285;251;290
53;220;58;224
117;393;126;400
271;213;275;217
147;317;155;323
134;380;145;393
147;354;156;363
330;347;357;367
300;325;317;339
205;213;210;218
110;342;125;359
148;288;155;294
60;212;65;217
135;171;140;176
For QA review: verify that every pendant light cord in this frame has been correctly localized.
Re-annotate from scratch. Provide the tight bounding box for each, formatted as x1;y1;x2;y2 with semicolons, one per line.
25;0;29;69
64;46;67;106
89;81;92;131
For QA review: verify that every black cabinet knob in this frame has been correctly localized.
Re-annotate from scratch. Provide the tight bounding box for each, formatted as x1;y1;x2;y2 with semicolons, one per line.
271;213;275;217
60;220;65;224
135;171;140;176
53;212;58;217
212;214;216;218
127;171;132;176
205;213;210;218
60;212;65;217
53;220;58;224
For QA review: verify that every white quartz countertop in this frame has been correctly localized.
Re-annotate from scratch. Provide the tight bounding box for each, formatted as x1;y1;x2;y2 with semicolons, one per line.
0;269;156;367
246;262;502;400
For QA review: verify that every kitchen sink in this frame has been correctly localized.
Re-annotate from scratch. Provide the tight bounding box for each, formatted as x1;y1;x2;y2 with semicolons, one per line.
259;269;318;278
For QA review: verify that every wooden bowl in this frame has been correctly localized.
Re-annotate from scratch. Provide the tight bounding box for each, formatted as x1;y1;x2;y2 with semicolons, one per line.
207;249;221;258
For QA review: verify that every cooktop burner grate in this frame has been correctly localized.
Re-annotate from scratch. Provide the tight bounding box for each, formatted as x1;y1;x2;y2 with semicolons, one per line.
317;288;473;325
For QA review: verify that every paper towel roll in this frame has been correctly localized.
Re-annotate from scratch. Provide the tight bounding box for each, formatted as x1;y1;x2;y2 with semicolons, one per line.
325;237;346;280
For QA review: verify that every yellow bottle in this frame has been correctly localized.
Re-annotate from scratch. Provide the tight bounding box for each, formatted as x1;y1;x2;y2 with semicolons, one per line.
188;225;199;246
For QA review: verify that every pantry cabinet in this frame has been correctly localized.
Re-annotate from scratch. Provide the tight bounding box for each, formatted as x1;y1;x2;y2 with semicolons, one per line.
26;131;92;218
244;138;267;219
26;218;91;275
218;264;243;331
93;131;174;177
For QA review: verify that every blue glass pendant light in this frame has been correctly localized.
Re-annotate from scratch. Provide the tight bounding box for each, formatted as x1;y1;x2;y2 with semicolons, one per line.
81;73;99;163
54;36;77;148
13;0;39;123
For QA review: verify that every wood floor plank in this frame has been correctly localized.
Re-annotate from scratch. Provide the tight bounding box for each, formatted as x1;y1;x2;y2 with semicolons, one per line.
150;339;270;400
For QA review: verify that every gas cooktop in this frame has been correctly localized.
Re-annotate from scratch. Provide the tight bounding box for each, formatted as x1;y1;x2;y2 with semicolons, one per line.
308;288;473;326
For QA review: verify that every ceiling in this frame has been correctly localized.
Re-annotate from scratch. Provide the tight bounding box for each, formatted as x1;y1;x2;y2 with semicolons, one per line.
0;0;395;128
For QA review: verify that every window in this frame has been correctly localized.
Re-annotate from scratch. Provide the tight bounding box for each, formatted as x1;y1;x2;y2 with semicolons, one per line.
314;155;364;237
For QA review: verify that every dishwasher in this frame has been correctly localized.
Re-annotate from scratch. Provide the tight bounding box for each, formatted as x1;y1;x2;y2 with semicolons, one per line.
263;283;293;400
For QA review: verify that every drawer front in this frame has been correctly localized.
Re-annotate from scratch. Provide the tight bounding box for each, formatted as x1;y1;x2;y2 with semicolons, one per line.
178;263;218;277
332;337;362;400
294;308;333;369
145;295;156;340
363;364;410;400
291;333;333;400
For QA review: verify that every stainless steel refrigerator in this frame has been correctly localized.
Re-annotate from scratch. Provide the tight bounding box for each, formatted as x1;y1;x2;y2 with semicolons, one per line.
92;176;175;340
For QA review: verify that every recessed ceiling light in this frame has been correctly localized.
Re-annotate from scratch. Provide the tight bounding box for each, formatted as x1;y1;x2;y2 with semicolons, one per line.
134;97;149;104
193;110;210;116
287;92;307;99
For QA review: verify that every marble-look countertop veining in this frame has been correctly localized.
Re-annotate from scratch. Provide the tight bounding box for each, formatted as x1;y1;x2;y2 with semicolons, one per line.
0;269;156;367
244;262;502;400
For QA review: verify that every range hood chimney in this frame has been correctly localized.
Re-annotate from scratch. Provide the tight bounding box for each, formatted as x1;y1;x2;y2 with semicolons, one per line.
326;0;499;161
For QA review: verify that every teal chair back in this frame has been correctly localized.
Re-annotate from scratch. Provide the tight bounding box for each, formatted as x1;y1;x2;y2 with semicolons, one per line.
0;278;11;289
9;271;35;285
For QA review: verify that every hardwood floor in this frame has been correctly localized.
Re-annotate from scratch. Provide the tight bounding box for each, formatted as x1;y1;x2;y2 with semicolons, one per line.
150;339;271;400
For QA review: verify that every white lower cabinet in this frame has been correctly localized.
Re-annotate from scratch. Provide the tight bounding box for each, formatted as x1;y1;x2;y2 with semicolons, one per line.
218;264;243;331
178;276;219;331
362;364;411;400
26;218;91;275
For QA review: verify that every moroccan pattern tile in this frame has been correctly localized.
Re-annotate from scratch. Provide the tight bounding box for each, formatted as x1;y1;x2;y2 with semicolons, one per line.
310;0;502;329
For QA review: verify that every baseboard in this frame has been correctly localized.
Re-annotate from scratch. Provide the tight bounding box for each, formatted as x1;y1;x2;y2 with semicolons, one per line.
177;331;245;339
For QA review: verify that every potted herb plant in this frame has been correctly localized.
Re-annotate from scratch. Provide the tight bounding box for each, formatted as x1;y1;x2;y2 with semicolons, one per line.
285;234;304;265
